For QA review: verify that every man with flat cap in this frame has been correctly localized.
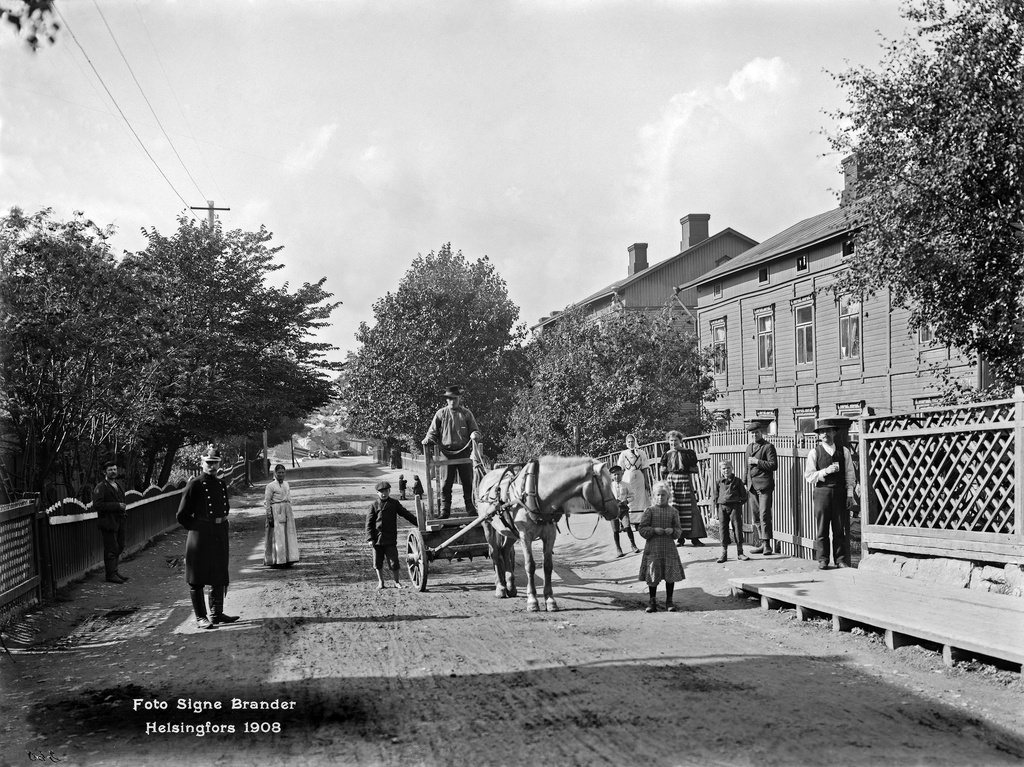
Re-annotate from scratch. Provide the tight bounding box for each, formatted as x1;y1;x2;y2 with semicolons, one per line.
423;384;482;518
803;418;857;569
176;446;238;629
745;420;778;555
366;480;418;589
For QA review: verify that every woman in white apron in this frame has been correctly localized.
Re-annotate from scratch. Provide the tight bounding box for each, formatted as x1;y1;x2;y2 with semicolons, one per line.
617;434;651;523
264;464;300;567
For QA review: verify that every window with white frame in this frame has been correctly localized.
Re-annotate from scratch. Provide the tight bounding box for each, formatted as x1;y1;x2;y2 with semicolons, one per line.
794;301;814;365
794;407;818;438
710;320;727;376
713;282;722;299
919;324;936;345
755;309;774;370
839;295;861;360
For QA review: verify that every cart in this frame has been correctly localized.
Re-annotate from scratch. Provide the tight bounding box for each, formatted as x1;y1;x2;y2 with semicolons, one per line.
405;439;495;591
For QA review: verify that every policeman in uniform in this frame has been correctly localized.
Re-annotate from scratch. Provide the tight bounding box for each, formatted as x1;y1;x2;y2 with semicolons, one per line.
176;446;239;629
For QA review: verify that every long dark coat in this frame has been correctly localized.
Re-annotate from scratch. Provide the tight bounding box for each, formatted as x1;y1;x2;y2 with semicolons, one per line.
176;473;231;586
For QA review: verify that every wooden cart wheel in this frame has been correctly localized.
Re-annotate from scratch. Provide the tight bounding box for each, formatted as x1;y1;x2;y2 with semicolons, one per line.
406;529;429;592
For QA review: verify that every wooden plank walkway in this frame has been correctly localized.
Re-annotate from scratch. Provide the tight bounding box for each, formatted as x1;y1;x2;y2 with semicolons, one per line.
728;569;1024;671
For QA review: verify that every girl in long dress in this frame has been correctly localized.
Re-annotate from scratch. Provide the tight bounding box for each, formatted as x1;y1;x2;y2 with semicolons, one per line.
637;481;685;612
659;430;707;547
617;433;651;515
264;464;300;567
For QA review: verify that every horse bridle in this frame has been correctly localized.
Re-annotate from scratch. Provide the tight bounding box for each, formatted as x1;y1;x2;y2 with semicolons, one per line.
588;463;617;516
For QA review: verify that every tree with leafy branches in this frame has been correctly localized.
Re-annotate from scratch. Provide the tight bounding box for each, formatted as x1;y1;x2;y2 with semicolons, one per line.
0;208;164;498
830;0;1024;395
501;306;715;461
342;244;528;457
0;0;58;49
123;215;342;485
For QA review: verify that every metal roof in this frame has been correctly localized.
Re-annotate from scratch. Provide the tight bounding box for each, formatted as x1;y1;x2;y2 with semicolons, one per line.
679;204;858;290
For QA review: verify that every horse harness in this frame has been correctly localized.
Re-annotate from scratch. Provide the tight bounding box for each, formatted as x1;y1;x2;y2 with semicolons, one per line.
480;460;549;529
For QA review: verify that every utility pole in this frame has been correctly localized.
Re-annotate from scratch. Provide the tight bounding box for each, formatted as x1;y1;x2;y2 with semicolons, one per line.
189;199;230;229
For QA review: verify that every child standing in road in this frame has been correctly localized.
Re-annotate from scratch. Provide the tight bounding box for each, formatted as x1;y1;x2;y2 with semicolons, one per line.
637;481;685;612
398;474;408;500
365;481;418;589
715;460;749;564
609;465;640;558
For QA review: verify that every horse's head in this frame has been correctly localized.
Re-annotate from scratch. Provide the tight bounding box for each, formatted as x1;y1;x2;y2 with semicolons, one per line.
585;462;622;521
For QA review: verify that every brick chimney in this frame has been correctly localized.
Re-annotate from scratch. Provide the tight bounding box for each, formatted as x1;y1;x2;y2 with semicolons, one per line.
628;243;648;276
680;214;710;251
841;154;859;206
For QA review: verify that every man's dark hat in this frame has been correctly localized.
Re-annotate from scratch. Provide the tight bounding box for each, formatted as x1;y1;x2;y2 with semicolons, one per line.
375;480;391;491
745;419;771;432
813;417;852;433
609;464;624;475
443;385;464;398
201;446;222;461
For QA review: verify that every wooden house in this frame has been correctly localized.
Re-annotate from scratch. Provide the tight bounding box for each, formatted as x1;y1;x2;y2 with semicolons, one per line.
682;158;985;439
533;214;757;332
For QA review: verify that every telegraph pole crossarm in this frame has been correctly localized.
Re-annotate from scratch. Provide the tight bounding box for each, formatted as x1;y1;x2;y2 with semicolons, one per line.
189;199;230;229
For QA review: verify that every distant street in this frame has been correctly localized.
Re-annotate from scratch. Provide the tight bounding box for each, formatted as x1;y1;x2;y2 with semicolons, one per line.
2;456;1022;767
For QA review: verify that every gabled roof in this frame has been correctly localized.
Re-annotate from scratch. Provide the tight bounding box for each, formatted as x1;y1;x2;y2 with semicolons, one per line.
680;204;857;290
535;227;758;329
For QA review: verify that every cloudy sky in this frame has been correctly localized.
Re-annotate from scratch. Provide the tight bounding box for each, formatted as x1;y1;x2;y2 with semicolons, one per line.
1;0;907;364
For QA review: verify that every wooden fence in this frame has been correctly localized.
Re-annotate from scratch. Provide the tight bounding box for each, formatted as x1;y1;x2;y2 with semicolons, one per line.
0;499;41;625
600;433;822;560
861;393;1023;565
0;457;264;625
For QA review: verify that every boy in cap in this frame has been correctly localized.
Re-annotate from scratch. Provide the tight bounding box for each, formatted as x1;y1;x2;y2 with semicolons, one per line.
714;460;750;563
609;465;640;557
366;480;418;589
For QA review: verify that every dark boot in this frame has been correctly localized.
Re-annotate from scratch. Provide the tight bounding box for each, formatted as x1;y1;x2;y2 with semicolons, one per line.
209;585;239;624
104;559;125;584
645;598;657;613
190;587;215;630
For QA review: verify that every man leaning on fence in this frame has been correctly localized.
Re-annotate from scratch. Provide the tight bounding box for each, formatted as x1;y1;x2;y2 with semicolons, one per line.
803;417;857;570
93;460;129;584
745;419;778;556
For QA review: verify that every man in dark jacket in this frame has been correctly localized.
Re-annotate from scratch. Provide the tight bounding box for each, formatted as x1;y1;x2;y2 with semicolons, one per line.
745;420;779;555
176;446;238;630
366;480;418;589
94;460;129;584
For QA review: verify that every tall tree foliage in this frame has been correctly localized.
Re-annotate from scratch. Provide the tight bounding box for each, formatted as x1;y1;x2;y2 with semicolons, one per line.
0;209;162;496
501;307;715;460
124;216;341;484
343;244;527;455
0;209;341;498
830;0;1024;392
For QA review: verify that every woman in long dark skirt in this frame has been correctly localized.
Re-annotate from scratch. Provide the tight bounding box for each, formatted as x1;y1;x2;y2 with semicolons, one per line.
659;430;707;547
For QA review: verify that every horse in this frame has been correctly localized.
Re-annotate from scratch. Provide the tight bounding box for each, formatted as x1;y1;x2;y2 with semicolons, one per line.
477;456;620;612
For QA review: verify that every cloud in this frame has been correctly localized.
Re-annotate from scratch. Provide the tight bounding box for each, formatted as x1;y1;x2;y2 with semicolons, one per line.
724;56;792;102
631;56;803;239
283;124;338;170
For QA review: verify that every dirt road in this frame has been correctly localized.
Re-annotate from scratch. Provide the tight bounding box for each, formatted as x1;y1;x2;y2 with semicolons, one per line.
2;457;1022;767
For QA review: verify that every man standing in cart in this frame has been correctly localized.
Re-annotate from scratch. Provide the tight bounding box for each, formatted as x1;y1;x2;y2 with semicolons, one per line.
422;384;482;518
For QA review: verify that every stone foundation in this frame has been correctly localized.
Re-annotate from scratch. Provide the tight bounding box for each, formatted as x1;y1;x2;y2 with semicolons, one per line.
859;552;1024;598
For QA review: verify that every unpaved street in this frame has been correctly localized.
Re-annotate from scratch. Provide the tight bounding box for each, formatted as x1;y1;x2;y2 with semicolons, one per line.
2;457;1022;767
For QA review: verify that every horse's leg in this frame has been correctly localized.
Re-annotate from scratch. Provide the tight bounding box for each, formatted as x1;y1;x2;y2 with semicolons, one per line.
501;536;517;597
542;524;558;612
483;523;508;598
520;534;539;612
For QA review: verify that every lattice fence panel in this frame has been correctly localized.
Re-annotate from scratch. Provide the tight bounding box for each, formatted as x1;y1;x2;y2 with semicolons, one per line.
0;513;35;594
868;428;1015;534
863;401;1015;433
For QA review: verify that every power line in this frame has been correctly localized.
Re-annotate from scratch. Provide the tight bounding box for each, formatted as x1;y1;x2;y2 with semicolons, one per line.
133;0;224;202
91;0;206;200
52;3;196;215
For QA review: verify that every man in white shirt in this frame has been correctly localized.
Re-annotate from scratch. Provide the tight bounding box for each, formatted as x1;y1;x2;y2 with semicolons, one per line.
804;418;857;570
